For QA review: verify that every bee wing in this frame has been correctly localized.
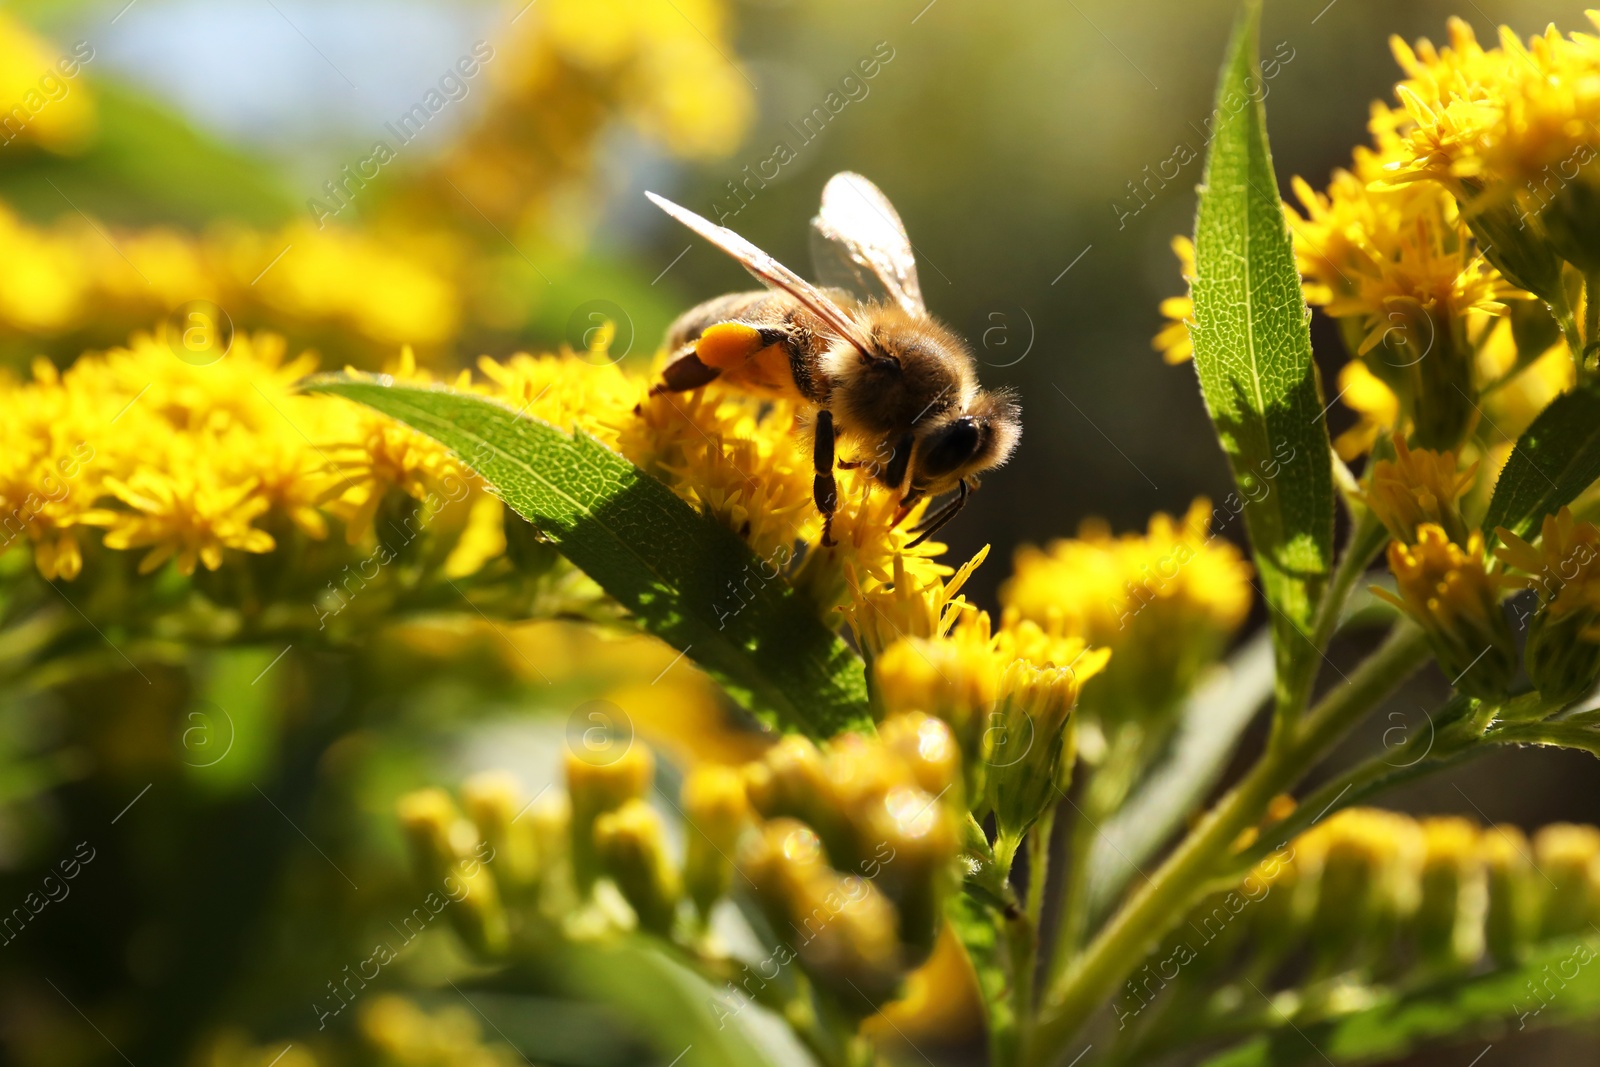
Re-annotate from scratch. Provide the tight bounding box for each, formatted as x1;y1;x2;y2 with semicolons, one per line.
810;172;926;317
645;191;874;356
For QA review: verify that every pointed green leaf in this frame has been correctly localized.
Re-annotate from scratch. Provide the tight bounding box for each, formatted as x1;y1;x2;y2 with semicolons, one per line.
1482;386;1600;543
1199;933;1600;1066
307;376;872;738
1189;0;1333;683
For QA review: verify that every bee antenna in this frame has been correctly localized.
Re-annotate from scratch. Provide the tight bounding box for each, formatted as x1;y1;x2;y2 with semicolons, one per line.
906;481;969;548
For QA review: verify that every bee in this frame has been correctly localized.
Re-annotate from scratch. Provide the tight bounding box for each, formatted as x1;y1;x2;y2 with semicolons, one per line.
645;172;1020;547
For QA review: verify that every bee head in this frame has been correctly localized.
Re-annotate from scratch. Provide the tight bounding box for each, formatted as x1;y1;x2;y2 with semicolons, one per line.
911;388;1021;493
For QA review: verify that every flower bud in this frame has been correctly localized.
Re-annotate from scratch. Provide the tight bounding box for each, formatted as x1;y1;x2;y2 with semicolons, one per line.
1538;169;1600;275
1366;435;1473;547
397;788;466;887
1379;526;1517;700
874;633;998;766
395;789;508;957
1533;824;1600;938
593;799;681;935
1459;179;1567;302
984;661;1082;841
1525;608;1600;705
1414;817;1487;969
858;785;957;963
1482;825;1540;965
743;735;829;831
681;764;749;920
877;712;960;797
740;820;903;1016
1496;510;1600;705
566;741;654;892
462;770;537;897
1307;810;1423;966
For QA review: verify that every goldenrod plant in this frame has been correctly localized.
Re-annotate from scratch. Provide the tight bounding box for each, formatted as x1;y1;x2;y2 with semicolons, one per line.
5;1;1600;1066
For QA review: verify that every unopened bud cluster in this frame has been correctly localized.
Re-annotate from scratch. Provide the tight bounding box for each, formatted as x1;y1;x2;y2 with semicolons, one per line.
393;713;962;1018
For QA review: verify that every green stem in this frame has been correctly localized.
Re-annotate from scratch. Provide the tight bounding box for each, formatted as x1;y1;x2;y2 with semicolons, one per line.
1551;287;1586;385
1272;508;1388;745
1028;623;1430;1067
1585;270;1600;376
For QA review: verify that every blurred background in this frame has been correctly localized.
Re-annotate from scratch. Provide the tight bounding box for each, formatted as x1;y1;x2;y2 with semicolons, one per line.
1;0;1598;1064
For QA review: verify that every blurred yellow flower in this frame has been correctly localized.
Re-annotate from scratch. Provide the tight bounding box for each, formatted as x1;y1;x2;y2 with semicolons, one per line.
1001;499;1252;716
1153;236;1195;364
0;14;96;154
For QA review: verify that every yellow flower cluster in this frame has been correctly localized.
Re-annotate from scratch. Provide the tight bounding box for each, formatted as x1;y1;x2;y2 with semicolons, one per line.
1365;434;1474;546
0;0;756;362
0;205;460;355
1378;525;1516;699
0;12;95;154
1497;508;1600;701
0;334;478;583
1158;14;1594;464
1001;499;1253;719
1229;809;1600;972
399;719;962;1020
1382;16;1600;206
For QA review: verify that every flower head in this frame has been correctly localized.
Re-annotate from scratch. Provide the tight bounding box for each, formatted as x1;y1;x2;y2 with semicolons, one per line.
1153;236;1196;364
1377;524;1516;698
1365;433;1475;546
1496;508;1600;702
1001;499;1251;719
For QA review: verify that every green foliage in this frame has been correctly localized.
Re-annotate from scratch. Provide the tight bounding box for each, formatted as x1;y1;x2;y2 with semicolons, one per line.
1200;934;1600;1067
307;376;873;738
1482;385;1600;542
1188;0;1333;693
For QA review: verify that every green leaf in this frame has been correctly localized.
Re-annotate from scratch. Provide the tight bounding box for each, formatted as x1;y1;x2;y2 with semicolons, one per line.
306;376;872;738
949;891;1017;1067
1084;630;1275;924
1199;933;1600;1066
1482;386;1600;543
1189;0;1333;685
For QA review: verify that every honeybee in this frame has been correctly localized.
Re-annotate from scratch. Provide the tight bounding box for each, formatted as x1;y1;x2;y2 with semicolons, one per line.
646;172;1020;547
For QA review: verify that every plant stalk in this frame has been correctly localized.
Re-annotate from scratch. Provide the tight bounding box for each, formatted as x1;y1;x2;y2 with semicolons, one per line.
1028;623;1429;1066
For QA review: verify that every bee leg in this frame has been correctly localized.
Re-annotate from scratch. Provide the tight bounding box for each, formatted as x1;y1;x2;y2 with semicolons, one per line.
814;409;839;547
906;481;969;548
650;343;722;396
892;486;926;528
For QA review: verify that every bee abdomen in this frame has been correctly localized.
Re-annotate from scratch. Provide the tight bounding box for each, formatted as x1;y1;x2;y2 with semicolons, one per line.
665;291;785;350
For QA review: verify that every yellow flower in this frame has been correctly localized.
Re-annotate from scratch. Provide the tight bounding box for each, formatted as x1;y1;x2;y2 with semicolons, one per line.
1289;143;1513;448
1153;236;1195;364
1365;433;1474;546
1001;499;1251;717
1382;17;1600;202
1495;508;1600;701
0;14;97;154
1377;524;1516;698
87;448;275;576
1333;360;1403;460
